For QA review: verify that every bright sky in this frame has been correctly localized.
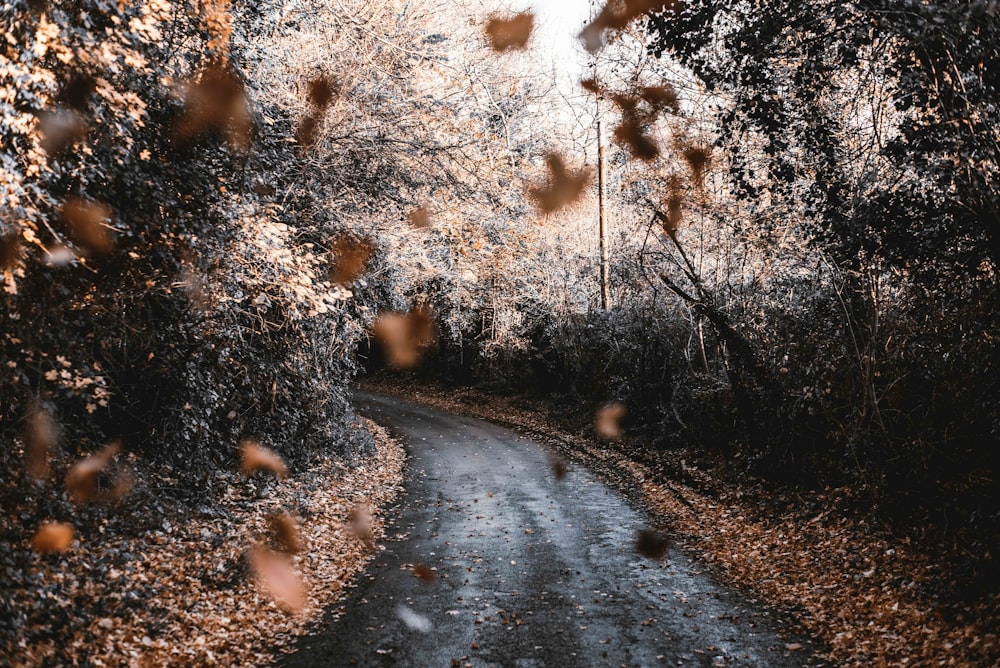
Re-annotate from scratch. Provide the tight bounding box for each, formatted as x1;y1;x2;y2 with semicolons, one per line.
489;0;594;80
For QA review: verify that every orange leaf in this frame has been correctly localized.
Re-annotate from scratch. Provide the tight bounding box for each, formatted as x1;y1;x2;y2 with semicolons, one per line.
31;522;74;554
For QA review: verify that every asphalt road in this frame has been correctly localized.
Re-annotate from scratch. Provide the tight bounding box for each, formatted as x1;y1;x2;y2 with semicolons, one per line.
279;392;812;667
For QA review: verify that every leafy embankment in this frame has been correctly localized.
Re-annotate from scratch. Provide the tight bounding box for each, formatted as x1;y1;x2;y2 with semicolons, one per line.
360;375;1000;667
0;420;404;666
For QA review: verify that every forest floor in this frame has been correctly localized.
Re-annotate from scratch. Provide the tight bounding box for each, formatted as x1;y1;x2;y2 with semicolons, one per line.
358;374;999;667
1;419;405;667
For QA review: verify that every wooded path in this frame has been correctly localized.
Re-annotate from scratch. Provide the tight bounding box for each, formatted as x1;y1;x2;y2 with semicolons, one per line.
279;392;812;667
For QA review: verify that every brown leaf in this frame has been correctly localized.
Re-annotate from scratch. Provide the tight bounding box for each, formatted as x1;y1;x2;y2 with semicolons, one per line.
595;402;627;440
173;62;252;150
38;109;87;156
23;401;58;481
640;85;679;113
550;456;568;480
268;511;302;553
348;504;373;543
61;198;114;257
682;146;710;187
373;307;437;370
485;12;534;52
0;231;22;271
65;440;120;503
239;439;288;479
635;528;670;560
307;75;338;109
663;194;683;234
613;118;659;161
580;0;683;53
528;153;592;214
296;113;320;149
329;237;374;284
249;544;306;613
412;563;436;582
580;78;604;96
31;522;74;554
407;205;433;229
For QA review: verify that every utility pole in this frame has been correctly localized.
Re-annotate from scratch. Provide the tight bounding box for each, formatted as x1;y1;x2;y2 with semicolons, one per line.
597;117;610;310
589;0;610;310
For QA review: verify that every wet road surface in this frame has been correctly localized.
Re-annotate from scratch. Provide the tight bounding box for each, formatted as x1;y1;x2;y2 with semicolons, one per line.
279;392;812;667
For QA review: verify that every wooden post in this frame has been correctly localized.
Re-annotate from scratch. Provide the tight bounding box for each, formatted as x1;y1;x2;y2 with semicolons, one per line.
597;119;610;310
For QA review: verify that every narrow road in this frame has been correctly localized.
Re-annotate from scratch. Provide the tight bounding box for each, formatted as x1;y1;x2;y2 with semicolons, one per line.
280;392;812;667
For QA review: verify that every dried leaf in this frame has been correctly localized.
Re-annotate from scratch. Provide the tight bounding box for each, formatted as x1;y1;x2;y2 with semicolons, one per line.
580;0;683;53
613;118;659;161
484;12;534;52
62;199;114;257
407;205;432;229
580;78;604;96
412;563;436;582
0;231;22;271
682;146;710;187
348;504;373;543
635;528;670;560
65;441;120;503
550;456;568;480
268;511;302;553
528;153;592;213
23;401;58;481
307;75;338;109
329;237;373;284
641;85;679;113
239;439;288;479
31;522;74;554
663;194;683;234
173;62;252;150
595;402;627;440
38;109;87;156
373;307;437;370
249;544;306;613
296;113;320;148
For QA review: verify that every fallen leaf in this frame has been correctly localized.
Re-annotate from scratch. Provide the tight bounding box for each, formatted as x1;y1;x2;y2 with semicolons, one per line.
528;153;592;213
407;204;433;229
173;61;252;150
65;440;121;503
348;504;373;543
268;511;302;553
329;237;373;284
62;199;114;256
580;0;683;53
595;402;626;440
31;522;74;553
373;307;436;370
23;401;58;480
0;232;23;271
239;440;288;479
484;12;534;52
249;544;306;613
412;563;436;582
635;528;670;560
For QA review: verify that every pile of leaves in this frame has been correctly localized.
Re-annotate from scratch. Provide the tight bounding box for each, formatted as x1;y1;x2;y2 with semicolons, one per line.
361;375;1000;666
0;419;404;665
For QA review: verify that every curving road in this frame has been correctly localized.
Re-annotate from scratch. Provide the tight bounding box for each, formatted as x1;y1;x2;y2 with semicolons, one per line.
279;392;813;667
